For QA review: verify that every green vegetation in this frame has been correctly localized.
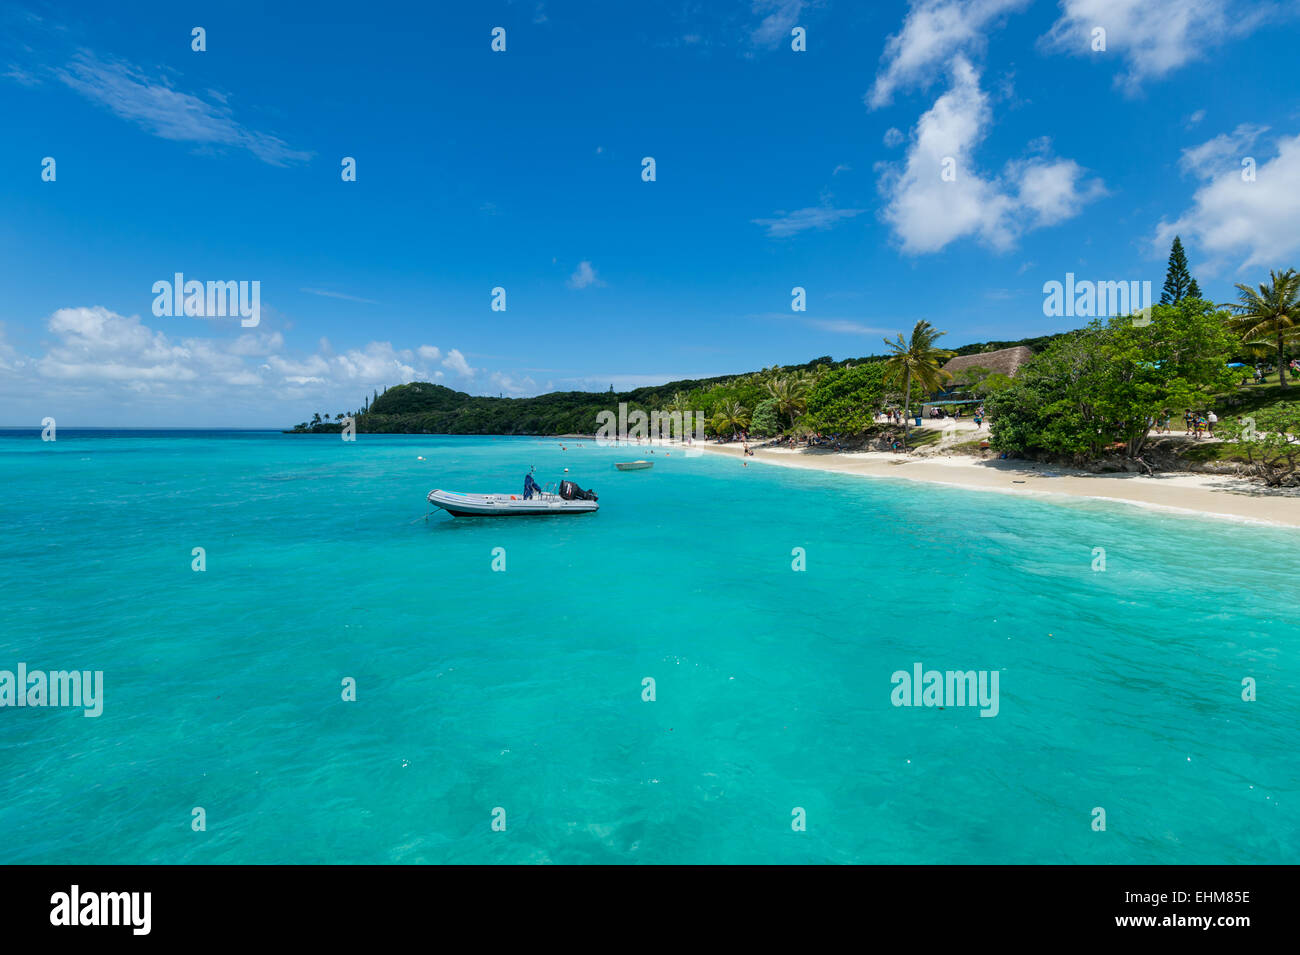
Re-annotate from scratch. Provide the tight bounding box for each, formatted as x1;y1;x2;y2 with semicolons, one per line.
986;298;1238;461
803;362;887;435
1160;235;1202;304
955;365;1015;399
882;320;955;448
948;332;1070;358
1224;268;1299;389
978;254;1294;474
287;328;1074;437
1213;403;1300;485
301;377;731;436
286;253;1297;483
764;372;813;430
710;399;752;438
749;398;781;438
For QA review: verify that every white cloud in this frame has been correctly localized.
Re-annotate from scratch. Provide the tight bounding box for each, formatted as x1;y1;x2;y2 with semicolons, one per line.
877;57;1104;253
883;127;905;147
1040;0;1274;93
567;261;603;289
54;51;312;166
300;288;379;305
1009;155;1106;225
1155;131;1300;273
227;331;285;356
330;342;422;383
3;64;40;87
0;324;29;374
868;0;1030;108
752;205;865;238
441;348;474;377
4;307;505;423
750;0;807;48
490;371;538;395
1178;123;1269;179
806;319;895;335
39;306;201;382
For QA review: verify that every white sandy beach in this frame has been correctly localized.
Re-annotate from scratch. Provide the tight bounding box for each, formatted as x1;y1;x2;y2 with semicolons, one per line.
587;429;1300;528
693;441;1300;528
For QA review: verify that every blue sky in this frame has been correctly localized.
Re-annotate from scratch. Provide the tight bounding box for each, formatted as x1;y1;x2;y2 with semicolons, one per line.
1;0;1297;426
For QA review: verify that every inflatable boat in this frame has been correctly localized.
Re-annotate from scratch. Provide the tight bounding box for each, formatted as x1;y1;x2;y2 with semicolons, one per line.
427;478;599;517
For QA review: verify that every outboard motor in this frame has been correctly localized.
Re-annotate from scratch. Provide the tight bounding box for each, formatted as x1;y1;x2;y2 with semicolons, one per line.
558;480;598;502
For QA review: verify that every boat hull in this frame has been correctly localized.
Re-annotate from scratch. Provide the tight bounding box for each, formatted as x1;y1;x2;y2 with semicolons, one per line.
615;461;653;470
427;489;598;517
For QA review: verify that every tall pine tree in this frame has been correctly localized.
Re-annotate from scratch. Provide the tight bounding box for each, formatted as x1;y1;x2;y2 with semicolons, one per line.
1160;235;1202;303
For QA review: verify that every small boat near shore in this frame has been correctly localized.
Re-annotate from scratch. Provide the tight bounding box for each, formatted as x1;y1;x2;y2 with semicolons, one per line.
615;460;653;471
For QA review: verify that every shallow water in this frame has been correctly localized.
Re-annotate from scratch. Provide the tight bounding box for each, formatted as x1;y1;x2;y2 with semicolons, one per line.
0;431;1296;863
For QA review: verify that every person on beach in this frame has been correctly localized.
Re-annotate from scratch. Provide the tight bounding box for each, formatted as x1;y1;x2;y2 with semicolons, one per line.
1207;411;1217;436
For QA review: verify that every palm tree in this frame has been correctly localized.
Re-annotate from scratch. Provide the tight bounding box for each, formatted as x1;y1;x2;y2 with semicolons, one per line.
1225;269;1300;388
804;362;830;382
882;320;955;448
766;375;809;429
710;400;750;439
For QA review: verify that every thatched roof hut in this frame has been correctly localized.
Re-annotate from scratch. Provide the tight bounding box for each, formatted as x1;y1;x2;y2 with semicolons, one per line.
941;346;1034;384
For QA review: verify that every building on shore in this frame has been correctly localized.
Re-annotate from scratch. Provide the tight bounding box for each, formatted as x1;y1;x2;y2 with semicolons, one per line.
923;345;1034;414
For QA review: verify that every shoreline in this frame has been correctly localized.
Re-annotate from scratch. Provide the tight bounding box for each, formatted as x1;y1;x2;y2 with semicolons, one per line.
41;428;1298;527
676;440;1300;528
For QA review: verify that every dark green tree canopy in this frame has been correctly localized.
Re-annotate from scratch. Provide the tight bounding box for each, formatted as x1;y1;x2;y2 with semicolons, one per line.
985;298;1236;460
748;398;781;437
803;362;887;434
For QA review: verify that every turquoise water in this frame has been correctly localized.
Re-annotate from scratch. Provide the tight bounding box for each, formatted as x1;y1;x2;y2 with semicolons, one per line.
0;430;1296;864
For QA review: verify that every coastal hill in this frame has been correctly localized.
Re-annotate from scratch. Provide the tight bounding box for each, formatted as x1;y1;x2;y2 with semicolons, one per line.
354;378;728;435
288;330;1070;435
